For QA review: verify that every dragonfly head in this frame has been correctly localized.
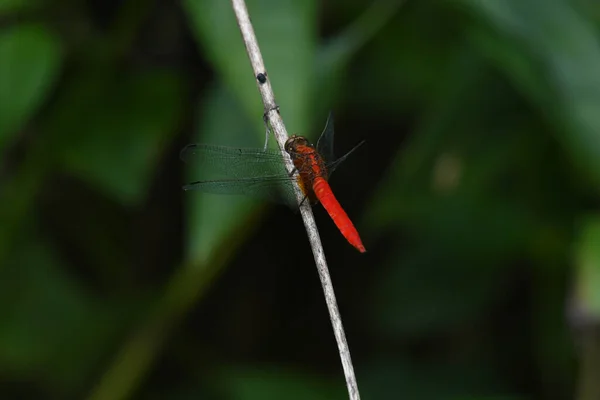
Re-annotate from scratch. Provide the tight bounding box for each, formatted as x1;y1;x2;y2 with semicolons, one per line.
285;135;311;154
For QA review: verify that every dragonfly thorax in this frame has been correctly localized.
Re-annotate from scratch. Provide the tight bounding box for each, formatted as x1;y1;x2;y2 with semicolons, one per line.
284;134;329;194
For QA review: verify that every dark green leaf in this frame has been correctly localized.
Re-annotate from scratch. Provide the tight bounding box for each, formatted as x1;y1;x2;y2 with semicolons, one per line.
0;0;41;14
362;358;518;400
457;0;600;189
574;216;600;319
0;24;62;151
0;237;139;392
50;69;183;204
371;245;509;336
217;365;345;400
344;1;465;114
314;0;405;116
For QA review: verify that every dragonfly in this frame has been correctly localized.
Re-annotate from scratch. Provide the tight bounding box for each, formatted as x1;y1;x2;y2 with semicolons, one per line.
180;113;366;253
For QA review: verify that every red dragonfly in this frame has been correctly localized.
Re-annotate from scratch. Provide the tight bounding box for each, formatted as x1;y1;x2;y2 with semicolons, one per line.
180;113;366;253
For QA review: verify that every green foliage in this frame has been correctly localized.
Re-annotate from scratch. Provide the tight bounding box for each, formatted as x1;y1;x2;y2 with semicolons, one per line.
215;366;346;400
0;235;140;394
49;69;184;204
0;0;40;14
0;0;598;399
575;217;600;317
0;24;62;151
459;0;600;189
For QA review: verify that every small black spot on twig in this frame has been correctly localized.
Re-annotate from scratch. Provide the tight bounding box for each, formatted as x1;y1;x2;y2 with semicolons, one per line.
257;72;267;84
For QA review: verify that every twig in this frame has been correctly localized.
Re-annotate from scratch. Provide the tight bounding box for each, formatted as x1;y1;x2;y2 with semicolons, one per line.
230;1;361;399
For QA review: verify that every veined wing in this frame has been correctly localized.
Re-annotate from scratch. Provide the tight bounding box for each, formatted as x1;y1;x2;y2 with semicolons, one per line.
323;140;366;176
180;144;299;208
314;112;366;177
183;176;299;208
316;112;335;163
180;143;289;179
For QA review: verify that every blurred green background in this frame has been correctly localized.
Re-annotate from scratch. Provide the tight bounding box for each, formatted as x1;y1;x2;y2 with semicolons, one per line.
2;0;600;399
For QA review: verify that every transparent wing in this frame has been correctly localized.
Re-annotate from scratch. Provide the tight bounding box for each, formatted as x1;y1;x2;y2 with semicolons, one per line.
316;112;335;163
180;132;365;207
324;140;366;175
183;176;299;208
180;143;299;208
180;144;288;177
315;112;365;176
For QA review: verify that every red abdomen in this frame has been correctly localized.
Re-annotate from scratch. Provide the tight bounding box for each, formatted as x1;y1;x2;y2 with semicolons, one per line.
312;177;366;253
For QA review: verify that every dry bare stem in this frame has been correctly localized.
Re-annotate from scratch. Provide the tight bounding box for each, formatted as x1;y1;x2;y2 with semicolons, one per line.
230;1;361;399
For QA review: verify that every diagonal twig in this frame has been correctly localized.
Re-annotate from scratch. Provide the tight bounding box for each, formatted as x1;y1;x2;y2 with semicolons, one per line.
230;1;361;399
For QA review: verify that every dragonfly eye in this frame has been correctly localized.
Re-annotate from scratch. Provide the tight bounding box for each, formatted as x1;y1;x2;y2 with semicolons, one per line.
285;135;298;153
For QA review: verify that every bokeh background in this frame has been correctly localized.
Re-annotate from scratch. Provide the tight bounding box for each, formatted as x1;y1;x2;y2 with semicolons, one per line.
2;0;600;399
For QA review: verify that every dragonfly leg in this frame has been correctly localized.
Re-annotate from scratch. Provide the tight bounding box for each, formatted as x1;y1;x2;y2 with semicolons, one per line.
262;113;271;151
262;105;281;151
299;195;309;207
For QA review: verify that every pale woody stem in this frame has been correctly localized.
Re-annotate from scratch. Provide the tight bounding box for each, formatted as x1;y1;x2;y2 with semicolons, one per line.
230;1;361;399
